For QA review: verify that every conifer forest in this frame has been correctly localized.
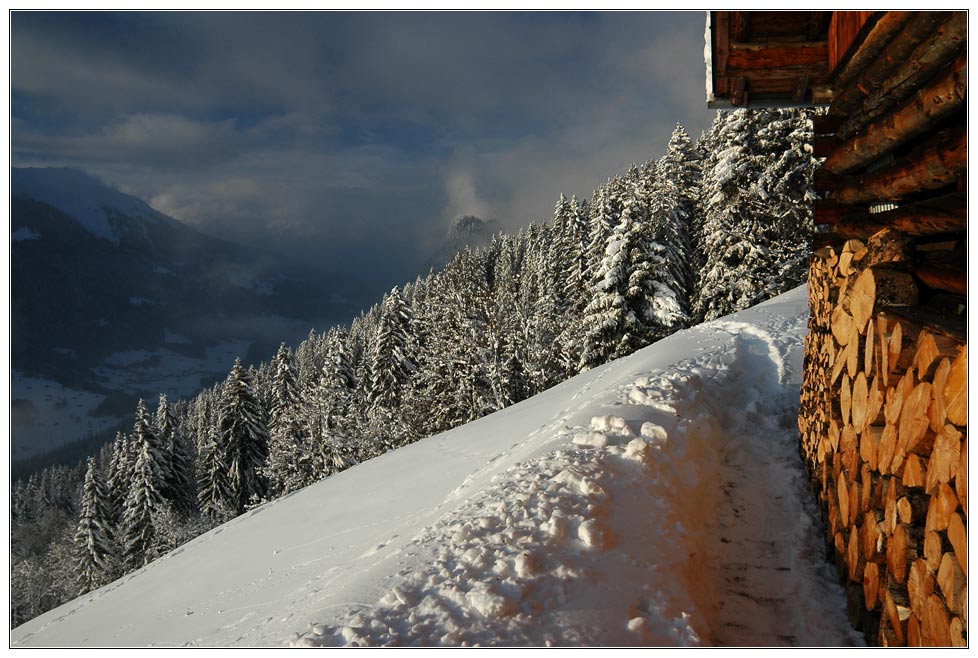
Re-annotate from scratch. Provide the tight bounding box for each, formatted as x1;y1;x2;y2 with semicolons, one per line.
10;108;818;626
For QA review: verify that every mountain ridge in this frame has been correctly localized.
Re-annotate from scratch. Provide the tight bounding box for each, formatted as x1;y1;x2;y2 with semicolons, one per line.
10;167;358;462
428;214;500;269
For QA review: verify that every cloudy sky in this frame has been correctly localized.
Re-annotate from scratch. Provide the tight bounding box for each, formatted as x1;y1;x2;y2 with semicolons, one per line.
12;11;715;291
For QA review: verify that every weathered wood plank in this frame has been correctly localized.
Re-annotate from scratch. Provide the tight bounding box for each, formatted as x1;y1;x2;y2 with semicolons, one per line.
727;41;829;72
824;55;966;174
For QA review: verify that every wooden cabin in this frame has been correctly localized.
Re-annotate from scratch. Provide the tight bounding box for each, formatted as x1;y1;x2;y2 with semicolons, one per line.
707;11;967;647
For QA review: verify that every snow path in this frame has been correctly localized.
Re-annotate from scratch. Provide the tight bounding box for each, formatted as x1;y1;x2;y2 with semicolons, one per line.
10;286;864;647
292;289;863;647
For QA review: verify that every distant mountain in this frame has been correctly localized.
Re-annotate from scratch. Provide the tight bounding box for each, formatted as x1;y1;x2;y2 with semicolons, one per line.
11;167;183;243
10;167;357;461
429;215;500;268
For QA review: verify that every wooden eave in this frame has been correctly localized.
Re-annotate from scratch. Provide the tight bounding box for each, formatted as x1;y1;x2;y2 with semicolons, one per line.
708;10;833;108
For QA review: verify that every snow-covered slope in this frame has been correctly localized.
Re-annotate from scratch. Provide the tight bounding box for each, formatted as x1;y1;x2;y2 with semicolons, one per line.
10;286;864;647
11;167;179;243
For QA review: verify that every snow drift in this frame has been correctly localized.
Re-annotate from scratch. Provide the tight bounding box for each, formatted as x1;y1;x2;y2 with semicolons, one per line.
10;285;864;647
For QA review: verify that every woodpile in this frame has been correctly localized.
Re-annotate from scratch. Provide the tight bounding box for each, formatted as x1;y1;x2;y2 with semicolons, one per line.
708;10;966;646
800;228;967;646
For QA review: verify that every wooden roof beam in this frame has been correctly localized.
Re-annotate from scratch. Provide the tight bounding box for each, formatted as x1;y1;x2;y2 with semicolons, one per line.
731;11;751;42
727;40;828;72
730;76;748;107
824;54;966;175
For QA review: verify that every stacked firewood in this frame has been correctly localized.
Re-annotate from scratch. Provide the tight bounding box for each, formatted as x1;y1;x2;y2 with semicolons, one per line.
799;229;966;646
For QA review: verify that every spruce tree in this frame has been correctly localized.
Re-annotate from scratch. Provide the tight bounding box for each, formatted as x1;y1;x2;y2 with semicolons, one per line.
755;108;816;295
220;358;271;514
156;394;195;516
122;411;165;570
366;287;415;412
74;457;117;593
264;414;317;497
578;189;656;370
648;123;701;333
129;399;167;495
318;327;356;431
694;109;815;321
694;109;770;321
269;342;299;431
105;433;129;527
197;423;233;520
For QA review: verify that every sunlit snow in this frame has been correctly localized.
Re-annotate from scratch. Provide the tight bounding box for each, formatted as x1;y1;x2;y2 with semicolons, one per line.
11;285;864;648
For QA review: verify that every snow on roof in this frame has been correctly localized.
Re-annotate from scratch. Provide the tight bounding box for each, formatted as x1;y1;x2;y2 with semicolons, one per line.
704;11;715;104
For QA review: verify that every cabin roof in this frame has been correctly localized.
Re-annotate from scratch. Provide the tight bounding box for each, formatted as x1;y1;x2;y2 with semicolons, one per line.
706;10;865;108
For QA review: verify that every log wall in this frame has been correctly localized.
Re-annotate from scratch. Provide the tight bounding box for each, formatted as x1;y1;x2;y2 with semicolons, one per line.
803;13;966;646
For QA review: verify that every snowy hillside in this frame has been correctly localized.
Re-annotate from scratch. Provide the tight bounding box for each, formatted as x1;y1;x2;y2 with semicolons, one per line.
10;168;360;464
11;167;179;243
11;286;864;647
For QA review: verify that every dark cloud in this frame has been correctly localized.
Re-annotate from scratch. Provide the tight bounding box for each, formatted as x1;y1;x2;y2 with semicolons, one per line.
12;11;715;290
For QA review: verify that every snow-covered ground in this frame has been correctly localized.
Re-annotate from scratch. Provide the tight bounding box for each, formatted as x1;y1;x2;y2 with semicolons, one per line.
10;285;864;647
11;340;253;460
90;339;251;396
10;372;118;460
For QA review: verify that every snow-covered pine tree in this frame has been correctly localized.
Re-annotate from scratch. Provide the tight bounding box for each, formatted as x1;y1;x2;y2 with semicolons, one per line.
689;126;716;284
557;194;590;371
583;181;621;289
549;194;574;283
294;328;324;391
263;413;317;497
122;403;166;569
694;109;771;321
366;287;415;412
754;108;816;296
105;432;130;527
74;457;117;594
318;431;352;478
491;234;529;406
578;185;656;370
520;224;565;391
156;394;195;516
220;358;271;514
128;400;166;495
694;109;816;321
404;271;453;437
269;342;299;432
407;249;497;435
11;479;31;525
197;422;233;520
647;123;702;333
561;194;589;310
318;327;355;428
